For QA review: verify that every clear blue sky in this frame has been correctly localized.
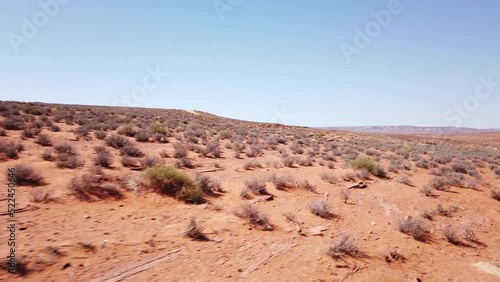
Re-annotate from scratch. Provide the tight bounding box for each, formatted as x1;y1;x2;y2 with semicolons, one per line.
1;0;499;128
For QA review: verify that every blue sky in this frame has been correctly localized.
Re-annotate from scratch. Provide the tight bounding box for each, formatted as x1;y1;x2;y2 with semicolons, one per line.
1;0;499;128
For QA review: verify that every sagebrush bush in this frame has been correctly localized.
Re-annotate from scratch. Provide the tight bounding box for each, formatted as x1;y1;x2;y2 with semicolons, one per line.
0;141;23;159
491;188;500;201
245;179;269;195
397;216;429;242
11;165;45;186
144;165;203;203
2;116;25;130
94;147;113;168
328;233;365;259
120;145;144;157
234;203;272;230
173;143;188;158
320;172;337;184
350;156;386;177
69;173;124;202
135;129;150;142
94;130;107;140
36;134;52;146
117;124;137;137
309;200;333;219
106;134;130;149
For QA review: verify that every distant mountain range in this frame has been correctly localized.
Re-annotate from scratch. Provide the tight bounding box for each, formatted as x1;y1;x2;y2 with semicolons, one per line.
321;126;500;134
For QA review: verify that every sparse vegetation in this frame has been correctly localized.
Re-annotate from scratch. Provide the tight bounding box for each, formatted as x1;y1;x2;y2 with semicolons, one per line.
11;165;45;186
309;200;333;219
144;165;203;203
397;216;429;242
328;233;365;259
350;156;386;177
234;203;272;230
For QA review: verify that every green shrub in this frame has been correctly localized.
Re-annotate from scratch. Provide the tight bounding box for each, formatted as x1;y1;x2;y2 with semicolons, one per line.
144;165;203;203
149;123;167;135
350;156;386;177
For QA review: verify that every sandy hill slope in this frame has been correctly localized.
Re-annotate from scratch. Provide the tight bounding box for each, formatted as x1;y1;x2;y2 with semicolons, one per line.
0;101;499;282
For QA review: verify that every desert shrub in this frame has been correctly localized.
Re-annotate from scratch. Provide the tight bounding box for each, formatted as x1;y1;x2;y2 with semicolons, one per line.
143;155;160;168
320;172;337;184
94;130;107;140
117;124;137;137
21;129;35;139
429;168;442;176
69;173;124;202
195;174;223;196
11;165;45;186
243;160;261;170
350;156;386;177
0;141;23;159
245;179;269;195
357;169;370;180
74;126;90;137
106;134;130;149
204;140;222;158
36;134;52;146
421;210;434;221
50;124;61;132
328;233;365;259
173;143;188;158
397;216;430;242
144;165;203;203
219;129;233;139
491;189;500;201
428;177;449;191
340;189;351;204
281;156;296;167
298;157;313;166
246;145;262;158
342;172;357;182
436;204;457;217
415;159;430;169
0;129;6;136
185;218;208;241
444;172;463;187
271;174;296;190
234;203;272;230
42;150;54;161
149;123;167;135
309;200;333;219
57;154;83;169
120;145;144;157
121;156;142;168
2;116;25;130
388;160;411;172
175;157;196;169
135;129;150;142
440;225;462;245
94;146;113;168
420;186;434;197
54;143;75;155
396;175;413;186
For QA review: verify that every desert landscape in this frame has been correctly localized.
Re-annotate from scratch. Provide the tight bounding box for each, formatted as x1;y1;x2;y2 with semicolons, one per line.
0;100;499;282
